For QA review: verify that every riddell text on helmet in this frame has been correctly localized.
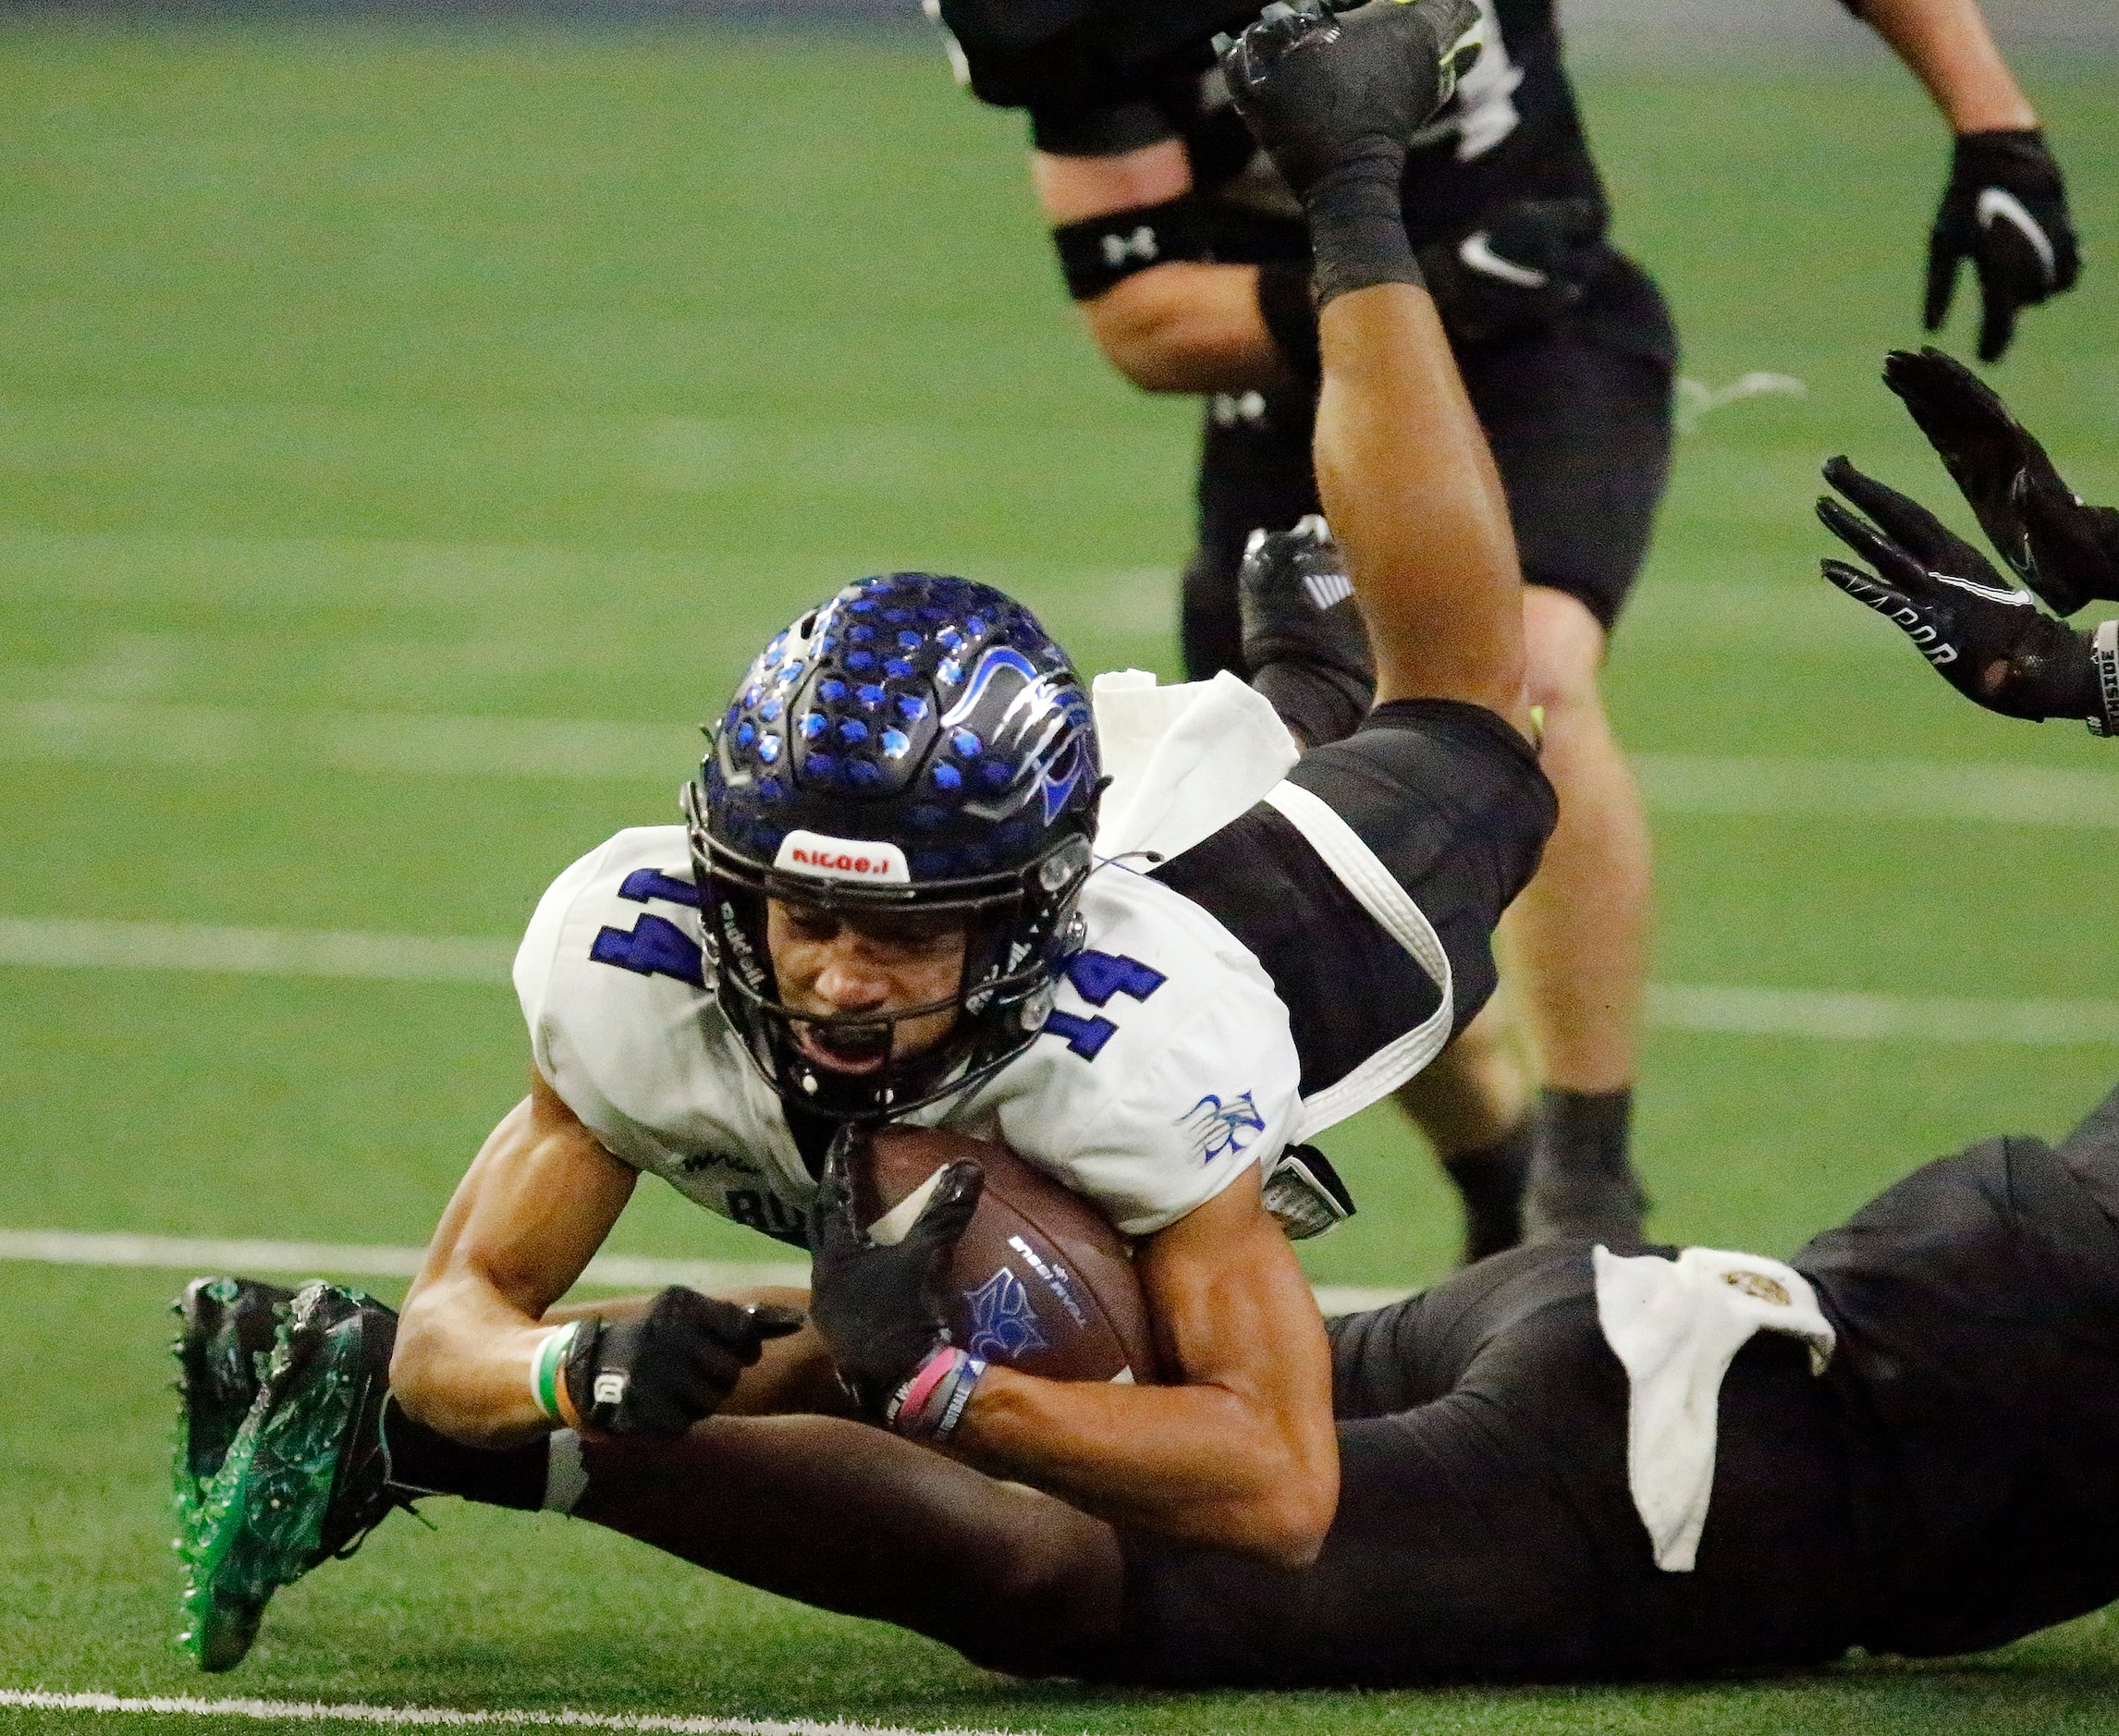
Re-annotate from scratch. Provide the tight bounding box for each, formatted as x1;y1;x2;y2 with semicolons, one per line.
773;830;913;885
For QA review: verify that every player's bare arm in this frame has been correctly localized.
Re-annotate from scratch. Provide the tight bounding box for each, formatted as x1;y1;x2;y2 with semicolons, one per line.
393;1075;804;1447
1034;139;1294;394
804;1110;1339;1567
934;1171;1337;1566
391;1079;635;1447
1221;0;1529;735
1856;0;2035;134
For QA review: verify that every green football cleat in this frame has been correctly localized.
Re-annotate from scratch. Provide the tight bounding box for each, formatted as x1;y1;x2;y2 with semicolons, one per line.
177;1281;410;1672
172;1276;295;1526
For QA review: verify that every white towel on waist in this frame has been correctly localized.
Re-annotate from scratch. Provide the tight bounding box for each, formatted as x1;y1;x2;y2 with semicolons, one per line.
1593;1244;1836;1573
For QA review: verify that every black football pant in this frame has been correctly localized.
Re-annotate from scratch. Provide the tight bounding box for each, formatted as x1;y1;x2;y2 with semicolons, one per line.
1108;1241;1857;1685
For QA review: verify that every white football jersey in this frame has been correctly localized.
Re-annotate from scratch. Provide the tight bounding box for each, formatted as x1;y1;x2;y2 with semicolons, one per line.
514;672;1452;1243
516;825;1300;1240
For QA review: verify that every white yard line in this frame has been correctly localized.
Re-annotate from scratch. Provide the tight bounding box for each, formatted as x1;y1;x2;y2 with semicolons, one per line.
0;1228;1401;1315
1634;751;2119;831
0;917;513;984
5;914;2116;1049
5;698;2117;829
0;1229;809;1294
0;1691;1018;1736
1646;982;2119;1045
0;700;685;783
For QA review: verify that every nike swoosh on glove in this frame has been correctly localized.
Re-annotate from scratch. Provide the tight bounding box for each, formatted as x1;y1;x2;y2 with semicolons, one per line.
1925;129;2080;363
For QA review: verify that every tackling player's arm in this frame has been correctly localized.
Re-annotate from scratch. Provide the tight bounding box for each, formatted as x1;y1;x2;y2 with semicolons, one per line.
1224;0;1529;732
391;1073;806;1448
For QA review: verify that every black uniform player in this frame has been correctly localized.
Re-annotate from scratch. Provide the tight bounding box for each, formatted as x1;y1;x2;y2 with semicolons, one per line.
1075;1080;2119;1683
931;0;2082;1262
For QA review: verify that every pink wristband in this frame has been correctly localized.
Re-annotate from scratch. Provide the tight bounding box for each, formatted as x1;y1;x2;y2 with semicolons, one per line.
888;1347;959;1428
886;1346;987;1443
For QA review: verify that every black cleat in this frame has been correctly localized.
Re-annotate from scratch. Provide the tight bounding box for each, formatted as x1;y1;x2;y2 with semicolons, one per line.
1239;515;1377;746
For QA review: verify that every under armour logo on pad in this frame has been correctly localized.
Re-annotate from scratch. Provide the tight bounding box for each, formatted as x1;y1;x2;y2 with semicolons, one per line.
1101;226;1160;267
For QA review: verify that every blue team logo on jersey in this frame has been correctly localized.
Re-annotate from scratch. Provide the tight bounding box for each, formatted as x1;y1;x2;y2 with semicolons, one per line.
1180;1092;1268;1164
962;1266;1048;1363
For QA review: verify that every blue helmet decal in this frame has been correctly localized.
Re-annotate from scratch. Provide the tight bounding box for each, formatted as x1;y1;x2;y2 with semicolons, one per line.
704;573;1099;881
941;644;1096;827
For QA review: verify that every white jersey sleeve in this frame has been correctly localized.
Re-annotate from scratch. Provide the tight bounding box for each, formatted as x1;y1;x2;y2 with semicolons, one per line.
513;827;815;1239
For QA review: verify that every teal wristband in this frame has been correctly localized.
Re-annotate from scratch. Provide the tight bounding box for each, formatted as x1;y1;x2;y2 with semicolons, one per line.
530;1321;581;1425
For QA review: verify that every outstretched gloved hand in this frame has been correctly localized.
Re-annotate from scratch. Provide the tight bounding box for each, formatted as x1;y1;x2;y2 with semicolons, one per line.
1817;454;2101;727
1883;347;2119;617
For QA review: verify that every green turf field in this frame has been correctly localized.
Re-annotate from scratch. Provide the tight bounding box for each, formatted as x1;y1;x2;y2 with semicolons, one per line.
4;18;2119;1734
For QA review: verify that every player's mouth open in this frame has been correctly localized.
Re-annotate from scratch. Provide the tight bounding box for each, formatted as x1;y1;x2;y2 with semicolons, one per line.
795;1020;894;1074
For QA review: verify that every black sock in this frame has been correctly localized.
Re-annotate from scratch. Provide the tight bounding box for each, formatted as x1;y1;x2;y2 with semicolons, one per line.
382;1397;548;1511
1441;1118;1534;1264
1537;1086;1636;1180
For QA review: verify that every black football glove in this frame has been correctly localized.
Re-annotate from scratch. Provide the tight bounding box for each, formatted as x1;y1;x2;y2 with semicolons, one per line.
562;1287;803;1436
1219;0;1482;202
1925;129;2080;364
806;1136;984;1418
1239;514;1375;748
1419;198;1616;345
1818;454;2100;725
1883;346;2119;617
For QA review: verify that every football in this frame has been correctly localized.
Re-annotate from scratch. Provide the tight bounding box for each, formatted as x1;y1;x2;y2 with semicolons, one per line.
851;1124;1159;1385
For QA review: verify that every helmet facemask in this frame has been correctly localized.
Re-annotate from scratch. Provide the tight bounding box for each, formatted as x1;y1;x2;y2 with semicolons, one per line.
686;783;1094;1121
691;572;1102;1122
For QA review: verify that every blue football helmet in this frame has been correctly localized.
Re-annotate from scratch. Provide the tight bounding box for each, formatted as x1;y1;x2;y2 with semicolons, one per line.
686;572;1102;1119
